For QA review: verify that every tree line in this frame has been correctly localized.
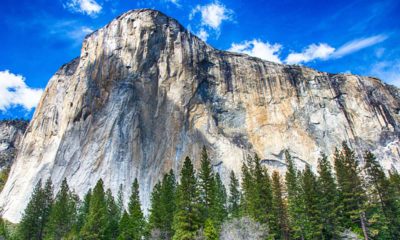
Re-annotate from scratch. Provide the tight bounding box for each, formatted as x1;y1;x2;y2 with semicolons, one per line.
1;142;400;239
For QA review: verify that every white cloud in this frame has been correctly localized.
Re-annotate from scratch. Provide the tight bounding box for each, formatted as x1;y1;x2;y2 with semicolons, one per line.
64;0;102;16
369;61;400;87
0;70;43;111
285;34;388;64
196;28;209;41
228;39;282;63
285;43;335;64
68;26;94;42
190;1;233;40
331;34;388;58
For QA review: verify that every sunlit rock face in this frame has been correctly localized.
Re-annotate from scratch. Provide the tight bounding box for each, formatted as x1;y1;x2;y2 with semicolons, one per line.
0;120;28;170
1;9;399;223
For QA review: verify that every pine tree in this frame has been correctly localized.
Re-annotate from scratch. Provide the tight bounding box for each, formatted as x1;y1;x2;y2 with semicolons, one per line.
159;170;177;239
45;178;78;239
364;151;400;239
271;171;290;240
334;142;369;240
117;184;124;218
105;189;120;239
211;172;227;226
173;157;201;240
118;211;130;240
198;146;215;224
228;170;240;218
204;218;218;240
119;178;145;240
76;189;91;234
285;150;306;240
241;155;254;216
19;178;53;240
317;154;340;239
80;179;108;239
301;165;322;239
148;181;163;234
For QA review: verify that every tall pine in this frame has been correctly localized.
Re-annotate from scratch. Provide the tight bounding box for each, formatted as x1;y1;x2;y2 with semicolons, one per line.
317;154;340;239
271;171;290;240
228;170;240;218
364;151;400;239
198;146;215;225
80;179;108;239
45;178;78;239
173;157;201;240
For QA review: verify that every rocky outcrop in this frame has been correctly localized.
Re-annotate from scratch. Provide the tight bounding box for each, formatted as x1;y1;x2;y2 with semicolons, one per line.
1;9;399;223
0;120;28;170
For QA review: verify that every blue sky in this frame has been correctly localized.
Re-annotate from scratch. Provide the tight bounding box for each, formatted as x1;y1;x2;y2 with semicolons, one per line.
1;0;399;119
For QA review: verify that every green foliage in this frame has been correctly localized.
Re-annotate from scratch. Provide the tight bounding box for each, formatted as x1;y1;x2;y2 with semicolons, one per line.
334;142;368;238
44;178;78;239
241;155;273;226
118;178;146;240
284;151;306;239
204;219;218;240
0;167;10;193
211;173;227;226
173;157;201;240
18;178;53;240
80;179;109;239
198;146;215;224
105;188;120;239
148;170;176;239
364;151;400;239
271;171;289;240
300;165;322;239
228;170;240;218
317;154;341;239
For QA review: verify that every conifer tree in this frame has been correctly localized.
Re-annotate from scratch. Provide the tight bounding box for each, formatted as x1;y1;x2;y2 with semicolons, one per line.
173;157;201;240
80;179;108;239
149;181;163;234
204;219;218;240
211;173;227;226
159;170;177;238
301;165;322;239
271;171;290;240
317;154;340;239
76;189;91;233
118;211;131;240
241;156;254;216
105;189;120;239
228;170;240;218
119;178;145;240
285;150;306;240
45;178;78;239
117;184;124;218
19;178;53;240
334;142;369;240
198;146;215;224
364;151;400;239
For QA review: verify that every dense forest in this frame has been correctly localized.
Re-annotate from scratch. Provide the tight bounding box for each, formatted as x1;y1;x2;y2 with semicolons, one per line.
1;142;400;239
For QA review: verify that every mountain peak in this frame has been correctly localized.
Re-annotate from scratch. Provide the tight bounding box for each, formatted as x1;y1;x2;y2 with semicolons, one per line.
1;9;399;223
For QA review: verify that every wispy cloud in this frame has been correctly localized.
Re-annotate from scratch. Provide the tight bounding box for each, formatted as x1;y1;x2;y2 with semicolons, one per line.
64;0;102;17
285;34;388;64
331;34;388;58
190;1;234;41
369;60;400;87
228;39;282;63
0;70;43;111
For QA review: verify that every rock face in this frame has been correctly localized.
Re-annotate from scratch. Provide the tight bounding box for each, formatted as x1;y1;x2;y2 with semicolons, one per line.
0;120;28;170
1;9;400;223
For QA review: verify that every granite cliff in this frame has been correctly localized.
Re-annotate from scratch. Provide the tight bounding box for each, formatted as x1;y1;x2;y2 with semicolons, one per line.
0;120;28;170
1;9;399;223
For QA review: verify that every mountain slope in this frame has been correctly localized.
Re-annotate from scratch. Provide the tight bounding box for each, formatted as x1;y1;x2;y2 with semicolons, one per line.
1;9;399;223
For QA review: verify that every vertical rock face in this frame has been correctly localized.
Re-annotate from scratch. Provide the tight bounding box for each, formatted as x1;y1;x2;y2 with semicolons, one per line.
0;120;28;170
1;9;400;223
